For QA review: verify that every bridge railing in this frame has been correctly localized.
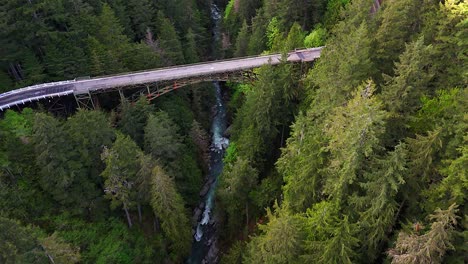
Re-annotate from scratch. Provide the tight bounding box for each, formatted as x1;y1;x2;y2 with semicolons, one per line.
0;80;76;98
81;47;323;81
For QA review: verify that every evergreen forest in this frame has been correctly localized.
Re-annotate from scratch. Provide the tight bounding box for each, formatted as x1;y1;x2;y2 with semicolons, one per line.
0;0;466;263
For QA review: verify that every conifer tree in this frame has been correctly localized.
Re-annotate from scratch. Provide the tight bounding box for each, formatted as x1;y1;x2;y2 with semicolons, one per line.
244;203;306;264
118;97;154;148
309;21;374;117
388;203;460;264
101;134;142;227
277;112;327;212
234;20;250;57
184;28;200;63
247;9;268;55
126;0;155;40
156;11;185;65
149;165;191;259
374;0;421;76
284;22;306;51
218;158;258;237
0;217;49;264
355;143;408;259
40;233;81;264
324;81;388;201
33;113;77;207
144;111;183;162
381;37;433;116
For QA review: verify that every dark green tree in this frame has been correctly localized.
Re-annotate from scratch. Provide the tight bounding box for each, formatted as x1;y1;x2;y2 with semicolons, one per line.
118;97;154;148
234;20;250;57
156;11;185;65
218;158;258;237
101;133;142;227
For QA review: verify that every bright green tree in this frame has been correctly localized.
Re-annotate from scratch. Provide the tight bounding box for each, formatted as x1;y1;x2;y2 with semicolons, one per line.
149;165;191;260
324;81;388;201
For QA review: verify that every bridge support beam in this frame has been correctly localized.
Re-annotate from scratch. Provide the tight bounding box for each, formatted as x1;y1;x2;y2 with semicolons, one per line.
74;92;96;110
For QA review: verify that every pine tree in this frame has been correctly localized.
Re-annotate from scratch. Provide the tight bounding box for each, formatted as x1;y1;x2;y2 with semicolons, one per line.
156;11;185;65
40;233;81;264
304;24;326;48
118;97;154;148
144;111;183;162
149;165;191;260
126;0;155;40
234;20;250;57
0;217;49;264
324;81;388;201
244;203;306;264
309;21;374;117
247;9;268;55
284;22;306;51
374;0;421;76
316;216;360;264
184;28;200;63
276;112;327;212
388;203;460;264
429;0;467;89
355;143;408;259
33;113;77;207
101;134;142;227
218;158;258;237
381;37;433;116
65;110;115;187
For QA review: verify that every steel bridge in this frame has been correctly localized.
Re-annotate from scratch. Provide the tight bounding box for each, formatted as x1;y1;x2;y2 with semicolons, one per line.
0;47;322;111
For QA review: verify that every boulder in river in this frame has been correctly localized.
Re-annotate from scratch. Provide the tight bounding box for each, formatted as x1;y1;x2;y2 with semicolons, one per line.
199;183;210;197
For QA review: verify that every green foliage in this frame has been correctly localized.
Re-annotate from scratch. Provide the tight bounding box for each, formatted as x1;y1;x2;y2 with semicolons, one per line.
324;81;388;201
234;20;250;57
277;112;327;212
118;97;154;148
284;22;306;51
0;217;48;264
40;233;81;264
374;0;421;76
218;158;258;237
144;111;183;164
149;166;191;260
232;62;299;169
388;203;460;264
308;20;374;117
244;204;306;264
304;24;326;48
323;0;350;29
101;133;141;226
156;11;185;65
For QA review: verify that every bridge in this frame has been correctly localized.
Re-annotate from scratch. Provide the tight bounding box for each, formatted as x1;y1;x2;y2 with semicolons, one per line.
0;47;322;111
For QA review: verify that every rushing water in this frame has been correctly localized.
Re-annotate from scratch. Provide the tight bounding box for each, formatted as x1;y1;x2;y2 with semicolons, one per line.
187;4;226;263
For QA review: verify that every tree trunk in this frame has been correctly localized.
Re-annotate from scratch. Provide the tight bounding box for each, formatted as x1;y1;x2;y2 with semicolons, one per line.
153;214;160;232
137;203;142;224
124;206;132;228
245;202;249;228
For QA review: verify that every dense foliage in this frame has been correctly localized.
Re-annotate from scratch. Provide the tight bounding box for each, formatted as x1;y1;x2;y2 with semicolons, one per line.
219;0;467;263
0;0;466;263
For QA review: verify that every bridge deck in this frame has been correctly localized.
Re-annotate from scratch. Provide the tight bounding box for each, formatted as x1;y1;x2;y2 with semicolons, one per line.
0;47;322;110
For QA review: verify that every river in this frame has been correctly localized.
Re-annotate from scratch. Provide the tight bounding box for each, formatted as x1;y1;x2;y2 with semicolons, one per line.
187;3;227;264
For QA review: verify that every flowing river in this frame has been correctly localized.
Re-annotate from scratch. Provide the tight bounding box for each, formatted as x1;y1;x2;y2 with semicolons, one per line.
187;4;227;263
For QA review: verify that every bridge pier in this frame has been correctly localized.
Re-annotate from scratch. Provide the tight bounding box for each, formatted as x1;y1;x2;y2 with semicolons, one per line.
74;92;96;110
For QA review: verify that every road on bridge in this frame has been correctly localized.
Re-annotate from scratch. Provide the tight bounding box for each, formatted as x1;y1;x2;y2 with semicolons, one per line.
0;47;322;111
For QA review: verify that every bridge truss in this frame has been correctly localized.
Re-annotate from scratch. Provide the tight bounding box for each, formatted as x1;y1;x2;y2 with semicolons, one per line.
74;69;257;109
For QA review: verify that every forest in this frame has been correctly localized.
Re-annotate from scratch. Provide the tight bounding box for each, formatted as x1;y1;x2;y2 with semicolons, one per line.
0;0;466;263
